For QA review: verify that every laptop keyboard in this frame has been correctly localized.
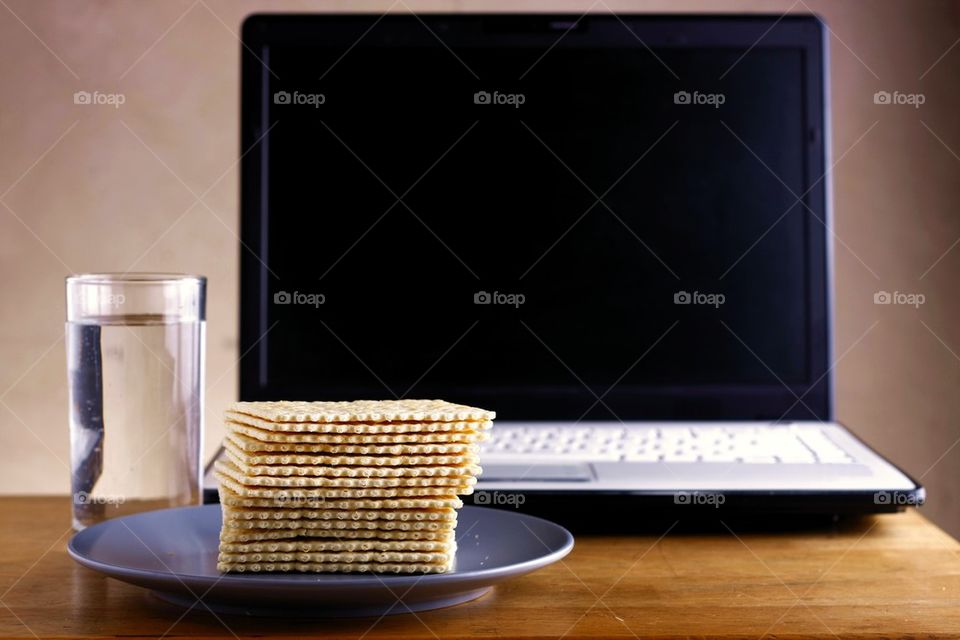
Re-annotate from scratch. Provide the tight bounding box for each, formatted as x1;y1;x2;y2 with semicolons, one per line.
480;424;855;464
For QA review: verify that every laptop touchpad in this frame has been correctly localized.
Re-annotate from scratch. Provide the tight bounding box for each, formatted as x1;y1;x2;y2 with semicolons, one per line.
481;463;593;482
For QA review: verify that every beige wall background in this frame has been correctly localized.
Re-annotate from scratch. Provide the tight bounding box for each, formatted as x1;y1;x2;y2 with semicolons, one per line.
2;0;959;533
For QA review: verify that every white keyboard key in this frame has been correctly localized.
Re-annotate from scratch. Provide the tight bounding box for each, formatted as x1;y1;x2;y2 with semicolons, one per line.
701;452;740;462
624;452;663;462
816;452;853;463
663;452;701;462
482;453;579;463
588;452;625;461
741;455;779;464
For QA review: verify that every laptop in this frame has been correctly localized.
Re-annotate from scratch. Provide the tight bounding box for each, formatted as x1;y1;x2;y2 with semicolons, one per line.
204;13;923;516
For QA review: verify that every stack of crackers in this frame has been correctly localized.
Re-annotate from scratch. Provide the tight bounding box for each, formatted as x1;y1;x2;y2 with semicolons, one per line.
215;400;494;574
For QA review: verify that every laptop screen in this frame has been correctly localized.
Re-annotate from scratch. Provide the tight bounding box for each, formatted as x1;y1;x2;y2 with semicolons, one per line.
242;16;829;421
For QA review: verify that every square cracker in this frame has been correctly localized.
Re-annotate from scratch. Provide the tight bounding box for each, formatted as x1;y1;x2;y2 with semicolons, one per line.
223;439;478;468
228;399;495;424
217;560;452;574
217;550;453;564
221;516;455;532
215;469;471;500
222;503;457;523
215;460;478;489
226;413;492;435
218;527;455;543
218;484;462;510
219;539;454;553
225;449;482;479
225;420;491;444
225;431;478;456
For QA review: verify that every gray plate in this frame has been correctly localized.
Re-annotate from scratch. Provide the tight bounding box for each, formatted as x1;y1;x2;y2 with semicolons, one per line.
67;504;574;617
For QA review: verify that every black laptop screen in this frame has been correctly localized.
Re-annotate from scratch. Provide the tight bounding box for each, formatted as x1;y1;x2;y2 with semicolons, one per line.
243;17;829;420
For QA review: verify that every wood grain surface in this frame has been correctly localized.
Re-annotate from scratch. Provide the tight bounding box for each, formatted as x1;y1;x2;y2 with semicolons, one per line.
1;497;959;639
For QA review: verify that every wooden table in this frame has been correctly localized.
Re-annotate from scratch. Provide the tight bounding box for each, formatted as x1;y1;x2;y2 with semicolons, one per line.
2;497;960;639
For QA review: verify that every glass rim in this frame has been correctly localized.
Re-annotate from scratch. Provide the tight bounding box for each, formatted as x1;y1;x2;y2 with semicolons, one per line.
66;273;206;285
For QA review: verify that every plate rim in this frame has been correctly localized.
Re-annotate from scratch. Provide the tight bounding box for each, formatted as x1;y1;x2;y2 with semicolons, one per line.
67;504;575;588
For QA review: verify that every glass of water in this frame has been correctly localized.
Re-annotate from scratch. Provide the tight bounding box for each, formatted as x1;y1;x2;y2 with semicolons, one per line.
66;273;206;530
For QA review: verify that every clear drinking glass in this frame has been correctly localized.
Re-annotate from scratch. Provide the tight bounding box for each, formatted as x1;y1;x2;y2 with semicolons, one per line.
66;273;206;530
